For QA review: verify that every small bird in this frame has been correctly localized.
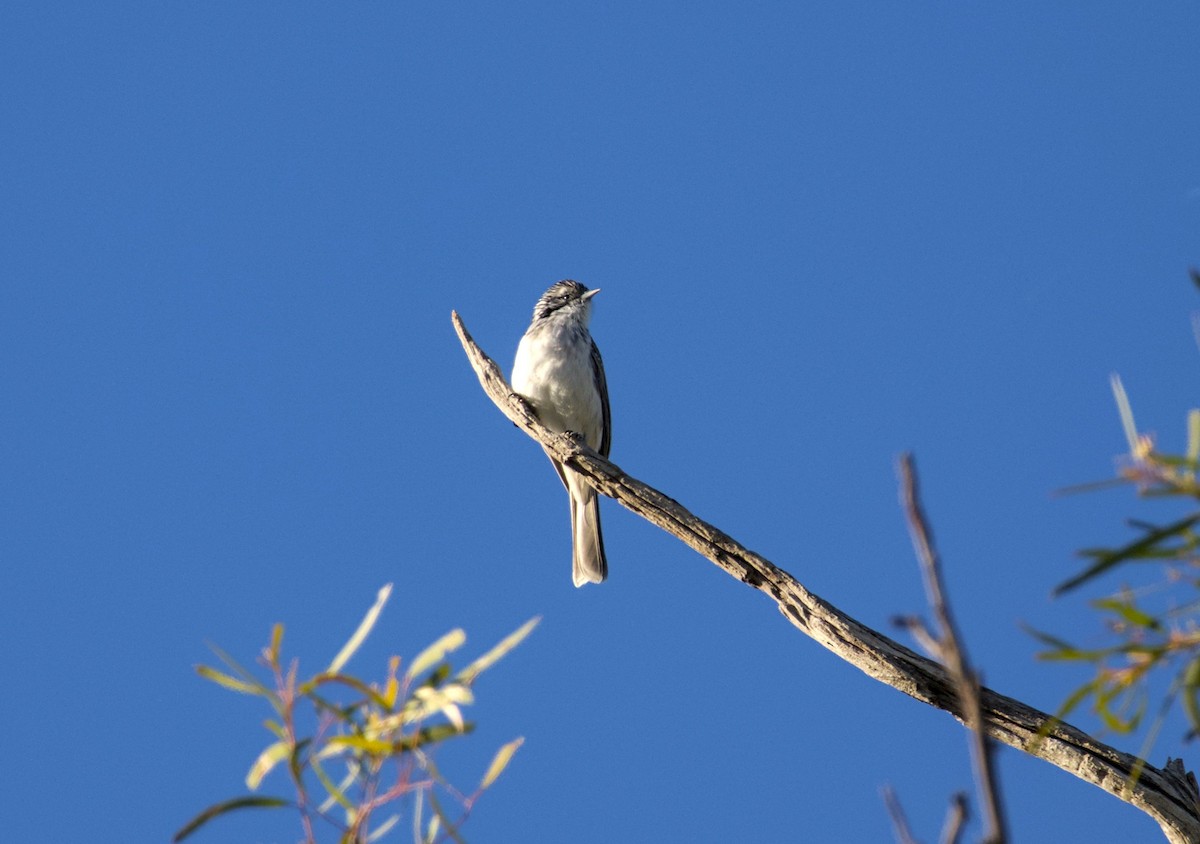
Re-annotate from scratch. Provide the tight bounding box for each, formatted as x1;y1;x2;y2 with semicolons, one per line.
511;280;611;587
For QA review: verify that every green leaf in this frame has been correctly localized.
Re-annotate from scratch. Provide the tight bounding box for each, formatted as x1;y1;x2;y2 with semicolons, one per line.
398;721;474;751
173;795;290;842
246;740;291;790
312;754;356;812
300;672;392;712
287;738;311;788
457;616;540;685
1021;624;1079;652
1032;678;1098;752
326;723;474;758
267;622;284;669
329;583;393;674
327;734;396;754
428;790;468;844
406;628;467;682
421;662;452;689
196;665;264;696
1095;681;1144;734
1097;694;1142;734
1035;647;1112;663
1183;659;1200;735
1189;410;1200;468
481;737;524;788
1055;513;1200;595
1022;625;1112;662
1057;679;1099;719
1152;453;1199;469
1055;478;1132;496
205;642;277;704
1091;598;1162;630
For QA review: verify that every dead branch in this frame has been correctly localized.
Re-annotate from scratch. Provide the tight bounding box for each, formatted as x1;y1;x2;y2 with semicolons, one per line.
452;310;1200;844
899;453;1007;843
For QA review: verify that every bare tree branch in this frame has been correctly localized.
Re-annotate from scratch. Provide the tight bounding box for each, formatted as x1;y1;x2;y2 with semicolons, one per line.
452;310;1200;844
899;453;1007;844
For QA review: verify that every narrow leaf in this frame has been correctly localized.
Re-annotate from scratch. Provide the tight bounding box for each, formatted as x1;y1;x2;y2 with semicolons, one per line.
206;642;277;704
1055;513;1200;595
428;790;467;844
1061;679;1098;714
406;629;467;681
326;724;475;757
481;737;524;788
1023;624;1114;661
1091;598;1162;630
246;741;291;790
1021;624;1082;653
1036;647;1112;663
368;814;401;842
413;785;425;843
329;583;393;674
327;735;395;755
457;616;540;684
300;672;391;711
1183;659;1200;735
1111;374;1139;455
1030;679;1099;753
1097;694;1142;733
1154;453;1200;469
196;665;263;696
1192;410;1200;468
315;762;357;814
173;795;290;842
396;722;474;752
267;622;284;669
383;655;401;708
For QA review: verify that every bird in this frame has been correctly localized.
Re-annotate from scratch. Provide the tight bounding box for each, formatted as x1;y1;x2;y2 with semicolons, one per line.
511;280;611;587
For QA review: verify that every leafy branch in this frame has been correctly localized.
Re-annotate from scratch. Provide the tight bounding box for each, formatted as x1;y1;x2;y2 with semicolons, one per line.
176;584;537;843
1033;372;1200;772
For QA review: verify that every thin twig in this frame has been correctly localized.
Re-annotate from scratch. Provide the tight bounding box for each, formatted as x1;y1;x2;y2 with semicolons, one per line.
899;453;1008;844
892;614;942;660
882;785;920;844
452;310;1200;844
940;792;969;844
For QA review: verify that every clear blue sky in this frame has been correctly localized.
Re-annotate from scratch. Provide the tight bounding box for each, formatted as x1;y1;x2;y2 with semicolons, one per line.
4;3;1200;841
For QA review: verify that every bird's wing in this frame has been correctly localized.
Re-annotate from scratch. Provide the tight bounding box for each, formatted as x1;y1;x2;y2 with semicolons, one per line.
590;338;611;457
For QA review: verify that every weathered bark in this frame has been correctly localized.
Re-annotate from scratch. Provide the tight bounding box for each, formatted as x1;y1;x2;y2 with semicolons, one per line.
452;310;1200;844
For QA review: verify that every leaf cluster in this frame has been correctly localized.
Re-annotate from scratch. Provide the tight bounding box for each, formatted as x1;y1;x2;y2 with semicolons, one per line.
176;584;538;844
1033;376;1200;758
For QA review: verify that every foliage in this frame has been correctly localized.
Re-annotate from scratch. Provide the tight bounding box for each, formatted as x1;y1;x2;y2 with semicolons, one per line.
1031;372;1200;755
175;584;538;843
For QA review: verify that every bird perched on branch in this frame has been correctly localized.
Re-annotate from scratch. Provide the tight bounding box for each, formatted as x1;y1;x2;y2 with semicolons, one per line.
511;280;611;587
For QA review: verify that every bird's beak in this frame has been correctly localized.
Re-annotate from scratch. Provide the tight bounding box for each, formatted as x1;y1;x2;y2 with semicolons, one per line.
583;288;601;300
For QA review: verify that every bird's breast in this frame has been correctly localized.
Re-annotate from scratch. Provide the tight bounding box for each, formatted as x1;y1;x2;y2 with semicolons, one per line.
511;325;603;447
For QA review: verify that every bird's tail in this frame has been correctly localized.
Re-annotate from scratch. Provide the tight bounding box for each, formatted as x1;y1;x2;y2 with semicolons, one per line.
570;478;607;587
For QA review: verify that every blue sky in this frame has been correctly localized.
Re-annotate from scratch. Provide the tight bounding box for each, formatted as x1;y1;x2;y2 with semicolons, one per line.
4;2;1200;841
